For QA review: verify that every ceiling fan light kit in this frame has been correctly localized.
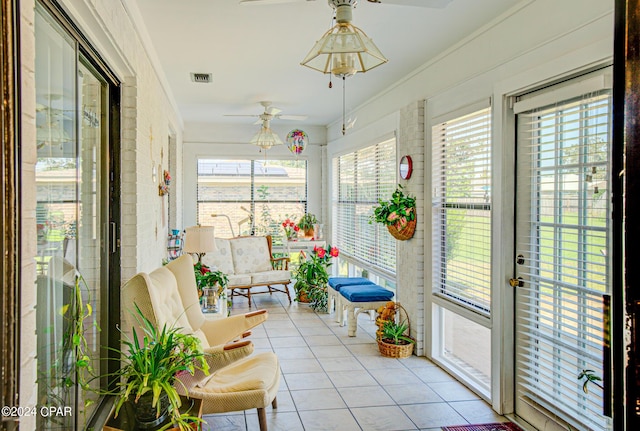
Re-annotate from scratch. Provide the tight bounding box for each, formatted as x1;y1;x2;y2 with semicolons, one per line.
249;122;284;150
300;0;387;76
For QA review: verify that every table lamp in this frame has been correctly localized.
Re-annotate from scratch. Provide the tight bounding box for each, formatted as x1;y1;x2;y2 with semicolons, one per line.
183;225;216;264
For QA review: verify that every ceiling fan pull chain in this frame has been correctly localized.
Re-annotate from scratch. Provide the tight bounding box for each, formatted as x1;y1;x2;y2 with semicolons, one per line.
342;76;347;135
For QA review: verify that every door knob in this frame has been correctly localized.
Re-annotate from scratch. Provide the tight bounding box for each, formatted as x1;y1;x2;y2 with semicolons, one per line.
509;277;524;287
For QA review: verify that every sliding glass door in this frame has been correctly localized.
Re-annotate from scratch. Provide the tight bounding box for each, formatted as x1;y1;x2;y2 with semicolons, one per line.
35;2;119;429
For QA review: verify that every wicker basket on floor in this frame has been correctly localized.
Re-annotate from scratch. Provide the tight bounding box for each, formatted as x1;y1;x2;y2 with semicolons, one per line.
376;303;414;358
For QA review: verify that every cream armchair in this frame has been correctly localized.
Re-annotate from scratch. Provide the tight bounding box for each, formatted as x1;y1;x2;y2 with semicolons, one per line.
121;255;280;430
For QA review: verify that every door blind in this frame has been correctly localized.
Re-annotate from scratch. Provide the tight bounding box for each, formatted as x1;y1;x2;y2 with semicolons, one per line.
432;107;492;313
515;89;612;430
333;138;396;276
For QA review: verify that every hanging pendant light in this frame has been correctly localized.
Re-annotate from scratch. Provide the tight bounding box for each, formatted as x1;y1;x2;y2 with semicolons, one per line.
301;0;387;135
301;0;387;76
250;118;283;150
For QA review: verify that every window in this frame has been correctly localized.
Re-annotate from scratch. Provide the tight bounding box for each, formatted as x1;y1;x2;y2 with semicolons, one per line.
197;159;307;239
333;138;397;278
432;106;492;313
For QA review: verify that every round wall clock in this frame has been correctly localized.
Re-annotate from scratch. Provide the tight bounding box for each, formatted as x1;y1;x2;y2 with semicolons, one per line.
399;155;413;180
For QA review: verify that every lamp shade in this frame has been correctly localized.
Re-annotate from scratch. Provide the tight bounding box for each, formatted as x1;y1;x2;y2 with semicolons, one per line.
249;126;284;150
183;225;216;254
300;2;387;76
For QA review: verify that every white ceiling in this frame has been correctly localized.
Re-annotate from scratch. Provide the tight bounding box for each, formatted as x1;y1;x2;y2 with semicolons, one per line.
131;0;521;128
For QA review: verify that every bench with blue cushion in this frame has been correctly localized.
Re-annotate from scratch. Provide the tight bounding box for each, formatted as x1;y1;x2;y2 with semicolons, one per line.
327;277;376;314
332;281;394;337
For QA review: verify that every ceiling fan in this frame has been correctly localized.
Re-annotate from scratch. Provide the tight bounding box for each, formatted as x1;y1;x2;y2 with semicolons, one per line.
224;101;307;125
239;0;452;8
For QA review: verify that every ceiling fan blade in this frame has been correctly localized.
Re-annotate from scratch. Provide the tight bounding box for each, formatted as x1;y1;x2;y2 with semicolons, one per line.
266;106;282;116
223;114;260;117
367;0;451;7
277;115;307;121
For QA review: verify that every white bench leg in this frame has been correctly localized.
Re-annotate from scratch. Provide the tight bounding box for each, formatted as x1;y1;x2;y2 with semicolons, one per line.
347;306;357;336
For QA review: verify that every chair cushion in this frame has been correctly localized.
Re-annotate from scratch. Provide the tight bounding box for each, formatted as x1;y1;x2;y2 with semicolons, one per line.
229;237;272;274
250;270;290;285
339;284;394;302
146;268;210;348
202;238;235;275
227;274;252;287
166;254;205;331
328;277;376;291
197;352;279;393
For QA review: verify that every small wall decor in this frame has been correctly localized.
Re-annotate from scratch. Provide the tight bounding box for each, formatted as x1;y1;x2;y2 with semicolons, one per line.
399;155;413;180
158;168;170;196
286;129;308;155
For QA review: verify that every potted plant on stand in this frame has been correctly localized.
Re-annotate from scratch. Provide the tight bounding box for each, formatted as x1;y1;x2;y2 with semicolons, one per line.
293;245;339;312
193;262;229;314
110;306;210;430
369;184;417;240
297;213;318;238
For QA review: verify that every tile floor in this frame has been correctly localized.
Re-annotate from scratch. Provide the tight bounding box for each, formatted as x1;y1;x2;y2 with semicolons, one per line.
202;292;507;431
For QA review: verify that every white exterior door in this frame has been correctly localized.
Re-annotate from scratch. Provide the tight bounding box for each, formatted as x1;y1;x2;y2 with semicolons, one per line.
512;69;613;431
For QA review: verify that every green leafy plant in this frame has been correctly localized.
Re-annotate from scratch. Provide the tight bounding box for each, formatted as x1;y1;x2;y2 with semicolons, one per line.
381;320;415;345
194;262;228;297
369;185;416;227
578;369;603;394
297;213;318;231
109;306;210;431
293;245;339;312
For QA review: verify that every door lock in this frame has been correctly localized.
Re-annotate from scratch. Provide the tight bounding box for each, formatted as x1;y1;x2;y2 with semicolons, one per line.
509;277;524;288
516;254;525;265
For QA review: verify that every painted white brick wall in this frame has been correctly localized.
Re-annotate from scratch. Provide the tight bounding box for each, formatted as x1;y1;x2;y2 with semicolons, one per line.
397;101;426;355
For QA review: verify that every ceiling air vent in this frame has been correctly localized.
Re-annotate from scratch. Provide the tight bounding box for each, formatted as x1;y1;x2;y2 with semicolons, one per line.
190;73;212;83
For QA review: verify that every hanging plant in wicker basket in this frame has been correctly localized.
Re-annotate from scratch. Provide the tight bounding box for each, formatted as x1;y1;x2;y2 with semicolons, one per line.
369;185;417;241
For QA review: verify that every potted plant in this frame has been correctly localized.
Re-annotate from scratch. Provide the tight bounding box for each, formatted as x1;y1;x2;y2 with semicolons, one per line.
110;306;209;430
281;218;300;240
297;213;318;238
369;184;417;240
293;245;339;312
378;319;415;358
193;262;228;312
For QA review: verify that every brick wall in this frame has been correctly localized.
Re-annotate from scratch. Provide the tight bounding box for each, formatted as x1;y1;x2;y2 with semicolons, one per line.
397;101;426;355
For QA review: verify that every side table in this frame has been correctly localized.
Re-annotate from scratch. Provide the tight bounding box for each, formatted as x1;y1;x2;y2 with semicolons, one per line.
103;396;203;431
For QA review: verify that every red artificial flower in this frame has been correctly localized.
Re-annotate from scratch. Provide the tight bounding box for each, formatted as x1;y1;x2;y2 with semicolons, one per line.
200;265;210;274
316;247;326;258
330;246;339;257
293;225;300;231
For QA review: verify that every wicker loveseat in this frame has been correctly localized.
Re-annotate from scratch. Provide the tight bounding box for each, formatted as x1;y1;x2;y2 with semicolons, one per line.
202;235;291;307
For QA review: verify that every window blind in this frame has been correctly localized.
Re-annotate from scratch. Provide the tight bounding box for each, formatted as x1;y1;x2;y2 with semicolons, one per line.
197;159;307;238
515;89;612;430
432;107;492;313
333;138;397;276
